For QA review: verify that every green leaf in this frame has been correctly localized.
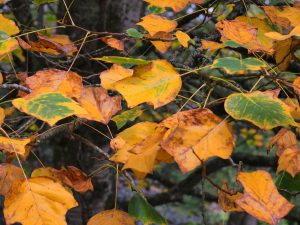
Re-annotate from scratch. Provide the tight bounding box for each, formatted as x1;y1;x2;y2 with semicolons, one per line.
211;57;267;74
93;56;150;65
225;91;296;129
12;92;87;126
112;107;143;129
148;5;165;14
128;193;167;225
0;31;9;47
223;40;243;48
247;4;266;19
127;28;144;38
276;172;300;200
32;0;58;5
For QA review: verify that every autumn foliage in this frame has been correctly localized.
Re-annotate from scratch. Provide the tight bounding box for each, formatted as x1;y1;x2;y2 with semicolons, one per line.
1;0;300;224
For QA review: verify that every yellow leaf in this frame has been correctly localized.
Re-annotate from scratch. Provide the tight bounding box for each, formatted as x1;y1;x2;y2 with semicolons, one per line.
269;128;298;157
176;31;191;48
277;148;300;177
101;37;124;51
0;107;4;125
201;40;225;51
0;38;19;58
0;14;19;36
0;164;24;196
218;183;244;212
113;59;182;108
144;0;204;13
236;170;294;225
110;122;172;178
150;32;173;53
13;91;87;126
265;25;300;41
293;76;300;97
25;69;83;99
100;64;133;90
160;108;235;173
137;14;177;36
76;87;122;124
263;6;300;28
4;177;78;225
32;166;93;193
87;209;135;225
285;98;300;120
0;136;33;159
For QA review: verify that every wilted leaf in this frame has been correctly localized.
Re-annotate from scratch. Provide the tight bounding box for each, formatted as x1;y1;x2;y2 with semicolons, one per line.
137;14;177;36
269;128;297;156
4;177;78;225
87;209;135;225
218;183;243;212
176;31;191;48
32;166;93;193
12;91;87;126
129;193;167;225
101;37;124;51
94;56;150;65
236;170;294;225
0;164;24;196
211;57;267;74
0;136;33;159
112;107;143;129
277;148;300;177
76;87;122;124
100;64;133;90
144;0;203;13
29;33;77;56
25;69;83;99
225;91;296;129
110;122;171;178
113;59;182;108
160;108;234;173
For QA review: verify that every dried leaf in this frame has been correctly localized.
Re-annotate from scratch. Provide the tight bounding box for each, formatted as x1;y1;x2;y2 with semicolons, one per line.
269;128;297;156
277;148;300;177
4;177;78;225
100;64;133;90
32;166;93;193
160;108;234;173
113;59;182;108
77;87;122;124
12;91;87;126
87;209;135;225
236;170;294;225
218;183;243;212
137;14;177;36
176;31;191;48
0;164;24;196
101;37;124;51
25;69;83;99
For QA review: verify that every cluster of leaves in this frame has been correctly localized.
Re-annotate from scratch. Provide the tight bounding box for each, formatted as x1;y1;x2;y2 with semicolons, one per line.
1;0;300;224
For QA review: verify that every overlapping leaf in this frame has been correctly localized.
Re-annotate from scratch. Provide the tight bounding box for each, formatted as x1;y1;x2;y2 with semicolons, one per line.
269;128;297;156
0;14;19;57
277;148;300;177
0;136;33;159
0;164;24;196
218;183;243;212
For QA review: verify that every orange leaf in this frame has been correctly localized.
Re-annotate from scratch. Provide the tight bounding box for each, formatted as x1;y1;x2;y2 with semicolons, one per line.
0;164;25;196
293;76;300;96
149;32;173;53
265;25;300;41
137;14;177;36
25;69;83;99
100;64;133;90
160;108;235;173
77;87;122;124
201;40;225;51
263;6;300;28
101;37;124;51
87;209;135;225
285;98;300;120
0;136;34;159
269;128;297;156
277;148;300;177
176;31;191;48
218;183;243;212
236;170;294;225
0;107;4;125
32;166;93;193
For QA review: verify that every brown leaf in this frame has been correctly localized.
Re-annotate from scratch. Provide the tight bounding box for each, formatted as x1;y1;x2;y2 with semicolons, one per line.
77;87;122;124
160;108;235;173
218;183;244;212
25;69;83;99
236;170;294;225
269;128;297;156
0;164;24;196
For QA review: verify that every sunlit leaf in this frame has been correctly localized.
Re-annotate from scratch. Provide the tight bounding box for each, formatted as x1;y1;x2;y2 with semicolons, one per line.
236;170;294;225
225;91;296;129
4;177;78;225
12;91;87;126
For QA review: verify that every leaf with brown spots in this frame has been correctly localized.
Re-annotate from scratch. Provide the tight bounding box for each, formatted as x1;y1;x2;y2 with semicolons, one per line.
218;183;244;212
0;164;24;196
277;148;300;177
269;128;297;156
